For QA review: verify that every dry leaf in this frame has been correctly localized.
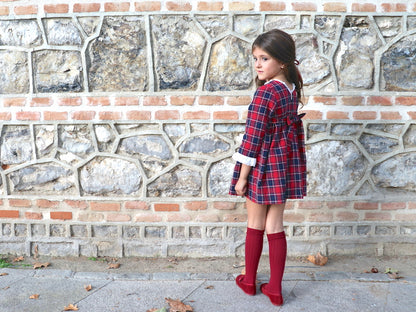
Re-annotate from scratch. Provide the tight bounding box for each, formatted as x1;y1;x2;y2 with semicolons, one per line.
13;256;24;262
64;304;79;311
33;262;50;269
371;267;379;273
0;273;9;276
166;298;193;312
205;285;214;289
387;272;403;279
107;263;120;269
307;252;328;266
3;286;10;290
84;284;92;291
29;294;39;299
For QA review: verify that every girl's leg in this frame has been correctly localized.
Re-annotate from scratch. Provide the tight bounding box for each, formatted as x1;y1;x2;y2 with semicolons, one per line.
261;203;286;306
236;198;268;295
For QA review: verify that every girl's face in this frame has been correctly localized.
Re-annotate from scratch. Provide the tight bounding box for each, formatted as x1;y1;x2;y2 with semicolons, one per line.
252;47;285;82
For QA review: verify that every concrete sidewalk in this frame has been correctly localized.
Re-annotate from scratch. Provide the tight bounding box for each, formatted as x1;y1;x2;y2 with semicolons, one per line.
1;266;415;312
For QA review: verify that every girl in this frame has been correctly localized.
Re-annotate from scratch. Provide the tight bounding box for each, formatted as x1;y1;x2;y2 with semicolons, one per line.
229;29;306;306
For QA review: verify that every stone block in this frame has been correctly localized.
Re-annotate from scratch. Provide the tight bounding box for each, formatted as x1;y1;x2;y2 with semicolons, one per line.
375;226;396;235
92;225;118;238
70;225;87;237
2;223;12;236
335;225;353;236
123;243;162;257
50;224;66;237
189;226;201;239
80;243;97;257
123;226;141;239
293;226;306;237
0;241;26;255
309;226;330;236
357;225;371;235
31;242;75;257
226;226;245;242
206;226;223;239
14;224;27;237
383;242;416;256
167;242;231;257
400;226;416;235
96;241;121;257
31;224;46;237
327;242;378;256
172;226;185;239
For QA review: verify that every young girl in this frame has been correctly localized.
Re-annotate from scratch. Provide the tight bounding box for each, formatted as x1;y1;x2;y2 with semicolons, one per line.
229;29;306;306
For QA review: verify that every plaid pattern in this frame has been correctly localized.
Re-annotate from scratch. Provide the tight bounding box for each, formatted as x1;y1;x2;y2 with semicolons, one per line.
229;80;306;204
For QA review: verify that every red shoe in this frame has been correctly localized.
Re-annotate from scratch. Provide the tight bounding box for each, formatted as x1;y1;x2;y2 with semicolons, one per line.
235;274;256;295
260;283;283;306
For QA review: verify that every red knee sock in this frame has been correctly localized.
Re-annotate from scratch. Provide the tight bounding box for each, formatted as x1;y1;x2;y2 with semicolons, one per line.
244;227;264;285
266;231;286;294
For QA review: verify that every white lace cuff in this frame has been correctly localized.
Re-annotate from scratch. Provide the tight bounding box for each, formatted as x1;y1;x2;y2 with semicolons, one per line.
232;152;256;167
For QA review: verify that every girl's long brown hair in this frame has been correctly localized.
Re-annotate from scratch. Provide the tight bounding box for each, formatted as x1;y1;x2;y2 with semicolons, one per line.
253;29;303;104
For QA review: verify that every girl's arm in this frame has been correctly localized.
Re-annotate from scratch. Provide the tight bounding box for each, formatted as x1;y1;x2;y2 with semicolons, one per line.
235;163;251;196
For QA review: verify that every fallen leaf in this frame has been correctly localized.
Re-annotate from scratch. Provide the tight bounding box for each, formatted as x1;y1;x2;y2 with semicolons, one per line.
168;258;179;265
385;267;398;274
84;284;92;291
147;308;167;312
371;267;379;273
3;286;10;290
64;304;79;311
387;272;403;279
29;294;39;299
33;262;50;269
307;252;328;266
0;273;9;276
205;285;214;289
165;298;193;312
13;256;24;262
107;263;120;269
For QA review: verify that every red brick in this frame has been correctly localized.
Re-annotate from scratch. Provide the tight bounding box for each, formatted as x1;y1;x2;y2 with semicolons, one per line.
353;111;377;120
114;97;138;106
259;1;286;11
299;110;323;119
134;1;161;11
50;211;72;220
396;97;416;106
184;201;207;211
86;97;110;106
167;214;192;222
341;96;364;106
107;213;131;222
64;200;88;209
0;210;19;218
323;2;346;12
327;111;349;119
364;212;391;221
78;212;104;222
199;96;224;106
409;202;416;209
155;110;180;120
0;112;11;120
351;3;376;12
57;97;82;106
213;111;239;120
354;202;378;210
229;1;255;11
183;111;210;119
154;203;180;212
125;201;149;210
291;2;317;11
44;111;68;120
227;96;252;106
195;214;220;222
16;111;40;121
30;97;52;107
104;2;130;12
3;97;26;107
213;201;236;210
327;201;349;209
283;212;305;222
367;96;393;106
14;5;37;15
197;1;223;11
166;1;192;11
223;214;247;222
298;201;321;209
71;111;96;120
143;96;167;106
285;201;295;210
44;4;69;13
126;110;151;120
0;6;9;15
395;213;416;221
170;96;195;106
36;199;59;208
313;96;337;105
135;214;163;222
99;111;122;120
380;111;401;120
25;212;43;220
307;212;333;222
9;199;31;208
408;112;416;119
334;211;359;221
381;3;407;12
91;202;120;211
381;202;406;210
73;3;101;12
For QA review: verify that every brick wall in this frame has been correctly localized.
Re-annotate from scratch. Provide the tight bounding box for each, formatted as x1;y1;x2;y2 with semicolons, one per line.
1;0;416;258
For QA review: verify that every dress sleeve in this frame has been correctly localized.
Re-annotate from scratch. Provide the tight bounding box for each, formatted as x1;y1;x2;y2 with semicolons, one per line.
235;86;273;167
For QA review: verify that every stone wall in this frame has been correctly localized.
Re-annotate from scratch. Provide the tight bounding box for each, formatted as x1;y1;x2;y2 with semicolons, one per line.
1;0;416;258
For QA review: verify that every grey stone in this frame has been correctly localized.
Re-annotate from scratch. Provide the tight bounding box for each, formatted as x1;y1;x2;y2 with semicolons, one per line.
77;16;101;36
335;226;353;236
310;226;330;236
315;16;342;40
234;15;262;39
189;226;202;238
31;242;75;257
50;224;66;237
92;225;118;238
35;125;55;157
179;134;230;155
206;226;223;239
371;153;416;191
119;135;172;161
357;225;371;235
293;226;306;237
0;20;43;47
32;224;46;237
205;35;252;91
264;15;297;31
400;226;416;235
167;242;231;257
59;125;94;157
327;242;378;255
14;224;27;237
208;159;234;196
123;226;141;239
375;226;396;235
80;157;141;195
331;124;362;136
71;225;87;237
375;16;402;39
44;18;83;46
0;126;33;165
359;134;399;156
307;141;367;196
88;16;147;91
0;51;29;93
195;15;230;38
2;223;12;236
144;226;166;238
172;226;186;239
151;15;205;90
366;123;404;136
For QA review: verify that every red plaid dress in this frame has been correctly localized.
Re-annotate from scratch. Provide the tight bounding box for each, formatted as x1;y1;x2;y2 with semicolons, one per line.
229;80;306;204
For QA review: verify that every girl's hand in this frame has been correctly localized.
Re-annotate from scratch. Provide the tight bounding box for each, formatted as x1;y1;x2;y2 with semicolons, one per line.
235;178;247;196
